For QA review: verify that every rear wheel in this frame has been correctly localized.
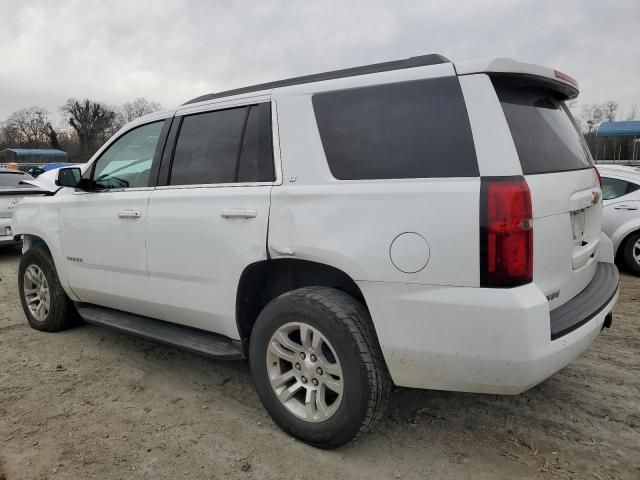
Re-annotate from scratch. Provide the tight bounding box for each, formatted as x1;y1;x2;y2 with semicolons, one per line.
18;248;79;331
249;287;390;449
621;231;640;275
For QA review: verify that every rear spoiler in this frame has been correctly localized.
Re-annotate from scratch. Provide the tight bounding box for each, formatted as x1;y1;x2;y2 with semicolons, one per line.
454;58;579;100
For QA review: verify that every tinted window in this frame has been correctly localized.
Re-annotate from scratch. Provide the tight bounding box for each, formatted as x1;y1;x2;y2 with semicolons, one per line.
238;104;275;182
170;104;274;186
0;171;31;187
92;121;163;189
601;176;640;200
493;78;593;175
171;107;247;185
312;77;478;180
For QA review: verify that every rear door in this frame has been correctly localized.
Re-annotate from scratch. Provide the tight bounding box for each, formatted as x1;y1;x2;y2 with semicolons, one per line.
492;77;600;309
145;101;276;339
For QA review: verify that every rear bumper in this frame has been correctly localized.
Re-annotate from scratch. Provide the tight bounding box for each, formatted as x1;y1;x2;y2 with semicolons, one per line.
358;261;619;394
550;262;618;340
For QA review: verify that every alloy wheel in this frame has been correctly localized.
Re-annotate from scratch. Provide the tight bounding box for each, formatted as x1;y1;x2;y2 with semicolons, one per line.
23;264;50;322
266;322;344;422
633;239;640;266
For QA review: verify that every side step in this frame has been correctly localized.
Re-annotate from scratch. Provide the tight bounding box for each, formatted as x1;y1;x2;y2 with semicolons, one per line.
76;304;244;360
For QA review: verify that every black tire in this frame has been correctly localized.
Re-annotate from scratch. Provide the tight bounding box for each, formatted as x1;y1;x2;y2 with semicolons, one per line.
249;286;390;449
622;231;640;275
18;248;79;332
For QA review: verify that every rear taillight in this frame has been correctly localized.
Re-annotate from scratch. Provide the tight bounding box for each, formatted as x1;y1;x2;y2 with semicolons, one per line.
554;69;578;87
480;176;533;288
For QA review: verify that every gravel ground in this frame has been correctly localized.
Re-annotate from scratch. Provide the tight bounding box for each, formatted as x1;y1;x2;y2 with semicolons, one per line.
0;247;638;480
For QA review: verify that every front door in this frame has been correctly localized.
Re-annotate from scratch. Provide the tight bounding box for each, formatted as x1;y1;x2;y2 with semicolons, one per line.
61;120;168;315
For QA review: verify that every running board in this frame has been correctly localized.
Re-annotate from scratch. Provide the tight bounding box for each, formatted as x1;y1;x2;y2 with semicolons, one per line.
75;304;244;360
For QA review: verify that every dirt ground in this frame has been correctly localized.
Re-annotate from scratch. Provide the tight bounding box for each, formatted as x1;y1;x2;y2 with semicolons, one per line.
0;247;638;480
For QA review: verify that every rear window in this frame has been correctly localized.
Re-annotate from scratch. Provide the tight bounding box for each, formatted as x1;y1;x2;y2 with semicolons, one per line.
0;171;31;187
312;77;479;180
493;78;593;175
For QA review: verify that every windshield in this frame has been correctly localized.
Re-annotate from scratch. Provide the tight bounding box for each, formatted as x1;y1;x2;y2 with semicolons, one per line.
493;78;593;175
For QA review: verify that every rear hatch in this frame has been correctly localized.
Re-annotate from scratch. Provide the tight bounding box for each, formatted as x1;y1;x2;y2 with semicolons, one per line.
492;76;601;310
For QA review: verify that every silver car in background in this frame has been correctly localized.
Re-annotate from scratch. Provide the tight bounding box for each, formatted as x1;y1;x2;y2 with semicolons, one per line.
0;168;45;246
598;165;640;274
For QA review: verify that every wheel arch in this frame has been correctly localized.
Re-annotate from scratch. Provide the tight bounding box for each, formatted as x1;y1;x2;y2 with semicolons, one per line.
611;221;640;258
236;259;369;342
19;232;78;301
21;233;53;255
615;228;640;261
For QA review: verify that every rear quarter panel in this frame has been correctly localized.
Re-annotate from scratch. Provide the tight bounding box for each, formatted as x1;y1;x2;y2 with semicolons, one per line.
269;88;480;286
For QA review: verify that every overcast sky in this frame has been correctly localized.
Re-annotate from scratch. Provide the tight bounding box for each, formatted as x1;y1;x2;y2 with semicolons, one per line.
1;0;639;123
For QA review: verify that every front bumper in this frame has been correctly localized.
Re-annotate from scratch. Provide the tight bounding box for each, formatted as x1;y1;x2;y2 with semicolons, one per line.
358;261;619;395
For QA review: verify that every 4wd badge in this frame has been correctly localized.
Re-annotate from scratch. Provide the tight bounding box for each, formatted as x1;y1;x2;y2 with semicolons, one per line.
546;290;560;302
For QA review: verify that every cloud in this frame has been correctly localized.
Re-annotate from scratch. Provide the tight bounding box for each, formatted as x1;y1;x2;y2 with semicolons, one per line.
1;0;639;121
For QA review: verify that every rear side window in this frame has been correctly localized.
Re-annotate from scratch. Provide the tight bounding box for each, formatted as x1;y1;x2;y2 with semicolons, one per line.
601;176;640;200
493;78;593;175
170;103;274;186
312;77;479;180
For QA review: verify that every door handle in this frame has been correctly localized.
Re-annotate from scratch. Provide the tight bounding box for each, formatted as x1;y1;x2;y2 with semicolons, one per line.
614;204;638;210
117;209;142;218
221;209;257;219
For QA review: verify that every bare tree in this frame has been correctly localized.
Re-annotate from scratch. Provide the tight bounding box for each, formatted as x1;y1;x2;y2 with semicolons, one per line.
116;97;162;127
603;101;618;122
580;104;605;135
3;106;51;147
625;105;638;121
61;99;117;159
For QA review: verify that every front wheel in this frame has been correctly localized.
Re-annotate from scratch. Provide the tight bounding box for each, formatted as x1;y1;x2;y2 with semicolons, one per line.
249;287;390;449
18;248;79;331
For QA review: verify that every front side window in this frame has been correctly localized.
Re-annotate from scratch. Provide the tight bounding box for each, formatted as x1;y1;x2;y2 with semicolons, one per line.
169;103;274;186
601;176;640;200
92;121;164;189
312;77;479;180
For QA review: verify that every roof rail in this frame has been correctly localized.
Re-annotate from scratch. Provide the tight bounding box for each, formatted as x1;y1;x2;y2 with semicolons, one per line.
183;53;450;105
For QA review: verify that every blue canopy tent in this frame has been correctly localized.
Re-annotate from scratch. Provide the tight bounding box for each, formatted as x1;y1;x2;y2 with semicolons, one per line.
595;121;640;162
0;148;67;164
596;121;640;137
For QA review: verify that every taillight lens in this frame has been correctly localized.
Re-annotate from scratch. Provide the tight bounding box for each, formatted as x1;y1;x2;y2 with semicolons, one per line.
480;176;533;288
554;69;578;87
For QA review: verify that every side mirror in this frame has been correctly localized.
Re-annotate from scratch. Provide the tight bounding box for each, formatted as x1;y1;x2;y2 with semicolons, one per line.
55;167;82;188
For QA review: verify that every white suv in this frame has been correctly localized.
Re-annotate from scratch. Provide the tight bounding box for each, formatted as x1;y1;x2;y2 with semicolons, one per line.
12;54;619;448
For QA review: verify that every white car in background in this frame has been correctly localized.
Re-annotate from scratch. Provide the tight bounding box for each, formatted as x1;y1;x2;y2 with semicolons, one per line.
21;165;86;191
598;165;640;274
0;168;45;246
